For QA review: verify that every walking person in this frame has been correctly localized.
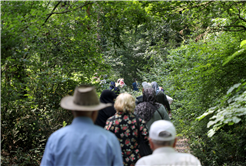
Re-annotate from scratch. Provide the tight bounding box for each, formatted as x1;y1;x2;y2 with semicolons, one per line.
151;81;172;118
119;78;126;88
41;85;123;166
135;87;170;129
136;82;152;105
132;78;139;91
136;120;201;166
109;81;120;96
95;90;117;128
105;93;149;166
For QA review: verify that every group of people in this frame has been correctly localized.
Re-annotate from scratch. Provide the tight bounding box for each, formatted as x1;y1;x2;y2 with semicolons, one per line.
41;84;201;166
108;78;127;96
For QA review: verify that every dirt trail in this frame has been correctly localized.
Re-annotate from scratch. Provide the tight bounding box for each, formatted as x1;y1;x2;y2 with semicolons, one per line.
175;137;190;153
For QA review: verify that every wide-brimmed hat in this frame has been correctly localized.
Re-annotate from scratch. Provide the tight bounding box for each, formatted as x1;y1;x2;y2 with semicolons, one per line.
60;85;112;111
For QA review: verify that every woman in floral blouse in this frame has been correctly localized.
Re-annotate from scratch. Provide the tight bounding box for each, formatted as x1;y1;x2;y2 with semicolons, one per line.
105;93;149;166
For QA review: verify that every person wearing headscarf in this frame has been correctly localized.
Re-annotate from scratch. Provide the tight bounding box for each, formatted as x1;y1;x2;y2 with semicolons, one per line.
151;82;171;114
135;88;170;129
136;82;152;105
151;81;161;95
95;90;117;128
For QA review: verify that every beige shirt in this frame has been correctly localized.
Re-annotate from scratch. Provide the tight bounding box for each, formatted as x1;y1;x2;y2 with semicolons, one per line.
136;147;201;166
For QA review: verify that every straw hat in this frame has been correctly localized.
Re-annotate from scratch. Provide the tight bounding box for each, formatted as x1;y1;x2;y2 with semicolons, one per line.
60;85;112;111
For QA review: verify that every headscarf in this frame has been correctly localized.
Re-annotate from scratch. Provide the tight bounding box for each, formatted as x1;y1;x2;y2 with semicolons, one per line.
142;82;152;90
95;90;117;127
151;81;160;95
135;88;161;122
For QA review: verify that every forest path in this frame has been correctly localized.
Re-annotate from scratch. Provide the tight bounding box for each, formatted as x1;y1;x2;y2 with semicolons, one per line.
175;137;190;153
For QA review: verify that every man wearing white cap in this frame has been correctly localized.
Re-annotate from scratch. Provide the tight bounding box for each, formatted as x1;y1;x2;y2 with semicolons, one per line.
136;120;201;166
41;85;123;166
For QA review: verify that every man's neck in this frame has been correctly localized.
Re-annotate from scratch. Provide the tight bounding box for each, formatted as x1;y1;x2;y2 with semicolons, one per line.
153;145;173;151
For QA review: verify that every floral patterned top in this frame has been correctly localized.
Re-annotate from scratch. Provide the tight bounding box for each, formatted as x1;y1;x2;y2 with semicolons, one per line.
105;111;149;166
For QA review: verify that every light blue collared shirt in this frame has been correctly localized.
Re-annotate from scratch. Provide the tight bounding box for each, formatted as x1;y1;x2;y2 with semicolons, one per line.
41;117;123;166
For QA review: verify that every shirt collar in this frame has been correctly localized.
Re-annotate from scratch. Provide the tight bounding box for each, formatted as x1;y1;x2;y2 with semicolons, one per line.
72;116;93;125
153;147;176;154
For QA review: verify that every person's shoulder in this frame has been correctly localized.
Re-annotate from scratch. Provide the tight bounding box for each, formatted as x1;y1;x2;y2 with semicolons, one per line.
135;102;144;109
155;103;165;111
136;95;143;99
176;152;201;164
107;114;116;121
179;152;200;159
94;122;116;137
135;154;153;165
47;125;71;141
158;104;165;110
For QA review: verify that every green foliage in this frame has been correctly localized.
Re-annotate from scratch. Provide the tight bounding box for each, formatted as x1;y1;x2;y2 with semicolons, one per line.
2;1;246;165
140;30;246;165
143;1;246;36
223;40;246;66
197;82;246;137
190;119;246;166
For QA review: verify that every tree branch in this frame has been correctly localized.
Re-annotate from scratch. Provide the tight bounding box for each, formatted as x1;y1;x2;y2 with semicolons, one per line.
51;3;93;15
42;1;61;26
220;25;246;31
43;2;93;22
209;26;246;32
238;8;246;23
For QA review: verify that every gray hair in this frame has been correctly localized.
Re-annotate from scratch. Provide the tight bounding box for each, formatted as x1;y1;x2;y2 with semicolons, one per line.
152;139;175;146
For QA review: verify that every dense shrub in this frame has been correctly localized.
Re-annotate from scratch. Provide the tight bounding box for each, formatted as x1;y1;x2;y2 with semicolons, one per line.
140;32;246;165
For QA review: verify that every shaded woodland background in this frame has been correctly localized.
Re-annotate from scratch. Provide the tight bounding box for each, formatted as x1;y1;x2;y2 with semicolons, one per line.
1;1;246;165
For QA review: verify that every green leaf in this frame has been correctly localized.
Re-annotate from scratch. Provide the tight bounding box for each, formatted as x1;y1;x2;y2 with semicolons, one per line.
227;83;241;94
232;117;241;123
208;129;216;137
223;48;246;66
240;40;246;48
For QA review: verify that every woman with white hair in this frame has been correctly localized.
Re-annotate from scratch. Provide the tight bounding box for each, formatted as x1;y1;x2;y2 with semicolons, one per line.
105;93;149;166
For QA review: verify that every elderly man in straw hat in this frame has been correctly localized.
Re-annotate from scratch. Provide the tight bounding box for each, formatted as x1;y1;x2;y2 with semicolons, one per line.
136;120;201;166
41;85;123;166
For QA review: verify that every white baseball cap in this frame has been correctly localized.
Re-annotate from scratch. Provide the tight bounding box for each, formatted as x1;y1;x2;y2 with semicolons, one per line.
149;120;176;141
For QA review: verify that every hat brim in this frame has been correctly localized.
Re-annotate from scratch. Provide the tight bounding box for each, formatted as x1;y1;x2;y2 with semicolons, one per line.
60;96;112;111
